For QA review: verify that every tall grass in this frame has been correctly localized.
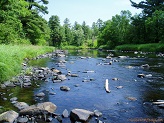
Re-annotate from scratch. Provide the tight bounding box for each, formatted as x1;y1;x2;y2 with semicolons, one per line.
0;45;54;82
115;43;164;52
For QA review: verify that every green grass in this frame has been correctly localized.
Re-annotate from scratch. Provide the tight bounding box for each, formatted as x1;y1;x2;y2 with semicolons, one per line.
0;45;54;82
115;43;164;52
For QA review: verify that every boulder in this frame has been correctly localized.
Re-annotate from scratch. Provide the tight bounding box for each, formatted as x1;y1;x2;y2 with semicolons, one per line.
70;109;94;122
20;102;57;115
0;110;18;123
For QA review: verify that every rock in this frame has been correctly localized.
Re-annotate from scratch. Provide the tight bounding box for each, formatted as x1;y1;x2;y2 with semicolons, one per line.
10;97;18;102
17;116;28;123
4;81;16;87
116;86;123;89
112;78;119;81
127;97;137;101
49;92;56;95
46;117;53;122
35;92;45;97
83;70;95;73
141;64;150;68
137;74;145;78
70;74;79;77
74;84;80;87
56;116;62;122
14;102;29;110
23;82;32;87
118;56;127;59
60;86;70;91
158;104;164;108
57;75;67;81
62;109;69;118
0;110;18;123
20;102;57;115
51;68;62;74
70;109;94;122
94;110;102;117
1;84;6;89
97;120;103;123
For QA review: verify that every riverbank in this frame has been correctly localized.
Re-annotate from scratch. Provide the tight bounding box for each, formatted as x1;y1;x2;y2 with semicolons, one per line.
115;43;164;52
0;45;54;83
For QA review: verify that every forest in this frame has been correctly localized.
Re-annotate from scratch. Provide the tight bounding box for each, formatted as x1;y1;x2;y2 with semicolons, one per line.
0;0;164;50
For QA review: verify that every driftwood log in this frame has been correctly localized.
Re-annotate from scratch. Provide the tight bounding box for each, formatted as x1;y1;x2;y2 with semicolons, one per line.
105;79;111;93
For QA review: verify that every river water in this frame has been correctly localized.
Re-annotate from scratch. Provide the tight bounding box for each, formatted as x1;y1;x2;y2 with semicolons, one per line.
0;50;164;123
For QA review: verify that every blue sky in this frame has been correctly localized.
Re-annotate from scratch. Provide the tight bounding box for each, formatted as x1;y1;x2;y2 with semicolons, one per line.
43;0;142;26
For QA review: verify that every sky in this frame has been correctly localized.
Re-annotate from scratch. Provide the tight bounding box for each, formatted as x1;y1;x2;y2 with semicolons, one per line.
43;0;142;26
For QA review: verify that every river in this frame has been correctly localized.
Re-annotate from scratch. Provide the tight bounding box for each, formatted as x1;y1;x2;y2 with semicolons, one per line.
0;50;164;123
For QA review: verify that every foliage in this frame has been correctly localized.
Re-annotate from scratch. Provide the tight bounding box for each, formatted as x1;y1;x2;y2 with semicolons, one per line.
0;0;50;45
97;10;132;49
130;0;164;17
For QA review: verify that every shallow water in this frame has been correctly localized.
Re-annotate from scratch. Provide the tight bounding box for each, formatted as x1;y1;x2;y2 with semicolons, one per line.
0;50;164;123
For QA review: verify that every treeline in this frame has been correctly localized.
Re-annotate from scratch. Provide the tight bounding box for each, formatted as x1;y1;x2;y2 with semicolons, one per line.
48;16;102;48
97;0;164;49
0;0;164;49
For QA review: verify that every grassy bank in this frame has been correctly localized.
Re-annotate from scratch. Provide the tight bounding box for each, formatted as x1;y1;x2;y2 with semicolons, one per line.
0;45;54;82
115;43;164;52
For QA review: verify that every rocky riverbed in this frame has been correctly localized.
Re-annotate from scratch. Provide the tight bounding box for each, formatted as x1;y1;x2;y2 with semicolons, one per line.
0;50;164;123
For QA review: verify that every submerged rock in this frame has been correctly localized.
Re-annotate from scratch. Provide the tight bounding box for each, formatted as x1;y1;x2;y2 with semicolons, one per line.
0;110;18;123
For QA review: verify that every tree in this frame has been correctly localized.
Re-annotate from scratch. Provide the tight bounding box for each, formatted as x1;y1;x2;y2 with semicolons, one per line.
145;10;164;43
48;15;63;46
0;0;30;44
72;21;84;46
24;14;50;45
91;22;99;41
96;18;104;30
25;0;49;14
98;10;132;48
82;21;92;40
21;0;50;45
130;0;164;43
63;18;73;45
130;0;164;17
